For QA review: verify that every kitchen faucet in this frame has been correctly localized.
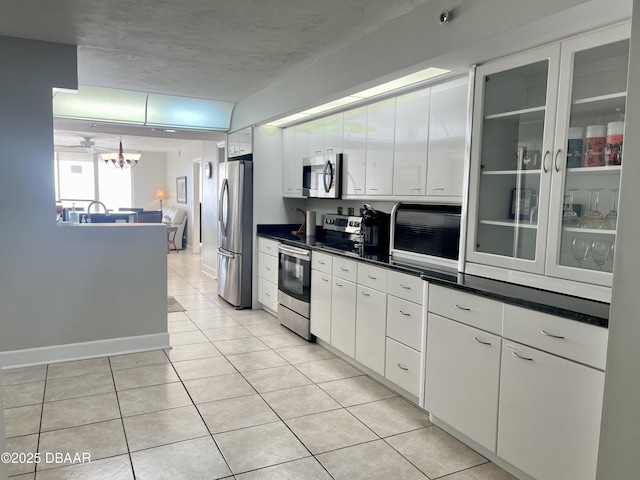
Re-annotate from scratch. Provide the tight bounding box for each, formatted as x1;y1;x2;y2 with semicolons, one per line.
86;201;110;222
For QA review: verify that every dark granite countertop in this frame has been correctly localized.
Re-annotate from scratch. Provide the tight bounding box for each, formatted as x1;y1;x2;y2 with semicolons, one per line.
257;224;609;328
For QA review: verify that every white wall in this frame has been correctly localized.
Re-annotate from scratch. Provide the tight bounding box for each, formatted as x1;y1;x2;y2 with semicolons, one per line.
596;0;640;476
132;151;167;210
201;141;221;277
0;36;168;366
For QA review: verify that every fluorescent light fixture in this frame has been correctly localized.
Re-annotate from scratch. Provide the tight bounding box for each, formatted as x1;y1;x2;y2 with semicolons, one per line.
265;67;451;127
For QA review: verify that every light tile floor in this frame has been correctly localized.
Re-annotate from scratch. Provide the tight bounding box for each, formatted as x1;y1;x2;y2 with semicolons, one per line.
2;253;518;480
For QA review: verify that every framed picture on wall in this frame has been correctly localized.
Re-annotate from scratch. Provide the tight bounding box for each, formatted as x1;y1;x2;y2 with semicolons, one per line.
176;176;187;204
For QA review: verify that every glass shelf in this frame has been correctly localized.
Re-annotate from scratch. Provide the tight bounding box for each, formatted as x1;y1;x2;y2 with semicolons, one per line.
481;169;542;175
565;165;622;176
479;219;538;229
484;106;546;121
562;227;616;235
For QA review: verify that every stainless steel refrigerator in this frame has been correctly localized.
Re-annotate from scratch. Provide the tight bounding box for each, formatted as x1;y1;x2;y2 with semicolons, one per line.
217;156;253;309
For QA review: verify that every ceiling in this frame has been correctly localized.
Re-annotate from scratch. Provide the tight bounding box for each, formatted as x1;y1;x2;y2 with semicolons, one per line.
2;0;431;152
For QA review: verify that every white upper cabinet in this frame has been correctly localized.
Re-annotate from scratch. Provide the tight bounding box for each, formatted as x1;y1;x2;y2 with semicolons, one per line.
282;127;297;196
343;106;368;196
365;98;396;196
427;77;469;197
466;24;629;296
324;112;344;154
228;128;252;157
393;88;430;196
307;118;325;157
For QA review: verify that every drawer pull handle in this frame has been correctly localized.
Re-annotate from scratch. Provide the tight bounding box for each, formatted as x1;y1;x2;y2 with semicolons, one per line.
367;274;377;280
361;291;370;297
399;284;411;290
432;187;445;191
335;282;343;287
399;310;411;317
265;293;270;297
541;330;565;339
322;277;329;282
397;363;409;371
512;351;534;361
455;304;471;311
341;267;349;272
266;246;272;249
265;267;271;271
473;336;491;346
319;261;326;265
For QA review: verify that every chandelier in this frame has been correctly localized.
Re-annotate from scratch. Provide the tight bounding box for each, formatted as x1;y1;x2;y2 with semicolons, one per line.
100;137;141;169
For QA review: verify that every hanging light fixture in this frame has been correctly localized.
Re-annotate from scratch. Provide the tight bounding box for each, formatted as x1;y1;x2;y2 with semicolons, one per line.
100;136;141;169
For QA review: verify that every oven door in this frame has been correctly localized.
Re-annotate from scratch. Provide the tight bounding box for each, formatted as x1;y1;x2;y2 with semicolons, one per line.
278;244;311;314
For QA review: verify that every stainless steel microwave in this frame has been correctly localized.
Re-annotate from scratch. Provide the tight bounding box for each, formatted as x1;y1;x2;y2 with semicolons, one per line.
302;153;342;198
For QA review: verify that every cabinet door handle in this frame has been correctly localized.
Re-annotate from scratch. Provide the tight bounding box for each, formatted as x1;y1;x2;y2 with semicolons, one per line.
369;188;378;191
474;336;491;346
399;310;411;317
399;284;411;290
361;291;370;297
410;187;422;191
341;267;349;272
335;282;343;287
554;149;563;172
322;277;329;282
542;150;550;173
541;330;565;339
432;187;445;191
367;274;377;280
265;266;271;271
512;351;534;361
455;304;471;311
397;363;409;371
318;260;326;264
265;292;270;297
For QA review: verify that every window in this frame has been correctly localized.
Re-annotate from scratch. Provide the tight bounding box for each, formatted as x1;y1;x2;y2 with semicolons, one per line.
55;152;132;210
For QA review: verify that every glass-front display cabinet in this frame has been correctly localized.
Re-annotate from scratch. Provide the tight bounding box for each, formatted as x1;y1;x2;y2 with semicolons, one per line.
467;24;629;296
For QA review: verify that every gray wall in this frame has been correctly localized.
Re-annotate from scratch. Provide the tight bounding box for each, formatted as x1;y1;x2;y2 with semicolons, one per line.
596;0;640;476
0;36;167;364
0;369;5;480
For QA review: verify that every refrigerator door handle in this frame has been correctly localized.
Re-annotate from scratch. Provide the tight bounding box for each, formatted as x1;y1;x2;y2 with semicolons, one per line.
217;248;235;259
219;178;229;235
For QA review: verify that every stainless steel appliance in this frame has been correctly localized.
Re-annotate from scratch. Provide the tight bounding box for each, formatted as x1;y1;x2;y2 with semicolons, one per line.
361;204;390;249
217;156;253;309
323;213;363;251
302;153;343;198
278;244;312;340
390;203;462;270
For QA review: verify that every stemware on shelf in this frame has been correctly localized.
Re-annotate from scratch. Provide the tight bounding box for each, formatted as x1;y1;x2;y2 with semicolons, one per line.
582;188;605;229
571;238;591;268
590;240;613;270
606;188;619;229
562;188;582;228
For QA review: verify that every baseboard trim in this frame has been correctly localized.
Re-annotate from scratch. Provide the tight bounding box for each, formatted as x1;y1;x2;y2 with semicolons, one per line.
0;333;170;369
201;263;217;280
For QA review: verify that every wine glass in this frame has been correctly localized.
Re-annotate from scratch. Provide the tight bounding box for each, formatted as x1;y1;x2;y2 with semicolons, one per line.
562;189;582;228
591;240;613;270
582;188;604;229
571;238;591;268
605;188;619;230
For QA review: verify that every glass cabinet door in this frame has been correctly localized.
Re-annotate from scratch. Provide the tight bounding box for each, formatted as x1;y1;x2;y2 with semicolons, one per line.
467;45;560;274
547;26;629;286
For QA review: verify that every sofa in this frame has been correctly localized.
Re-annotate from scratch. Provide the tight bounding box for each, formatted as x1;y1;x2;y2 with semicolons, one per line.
162;207;187;250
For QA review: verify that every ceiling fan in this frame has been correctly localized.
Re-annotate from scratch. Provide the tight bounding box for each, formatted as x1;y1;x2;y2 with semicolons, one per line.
54;136;109;153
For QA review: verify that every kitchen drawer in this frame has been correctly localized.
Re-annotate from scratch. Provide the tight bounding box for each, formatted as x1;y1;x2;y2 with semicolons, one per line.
386;296;423;352
357;263;388;292
258;278;278;312
385;337;421;397
258;252;278;283
386;271;423;304
428;284;503;335
503;304;608;370
258;237;279;256
333;257;358;282
312;251;332;274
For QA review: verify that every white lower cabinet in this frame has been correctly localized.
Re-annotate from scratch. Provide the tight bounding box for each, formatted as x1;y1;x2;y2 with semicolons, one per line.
331;278;357;357
310;269;332;342
385;337;421;397
257;238;279;314
355;285;387;375
498;341;604;480
425;314;501;452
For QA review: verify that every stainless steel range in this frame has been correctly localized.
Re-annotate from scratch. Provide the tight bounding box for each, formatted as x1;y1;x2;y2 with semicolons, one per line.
277;244;312;340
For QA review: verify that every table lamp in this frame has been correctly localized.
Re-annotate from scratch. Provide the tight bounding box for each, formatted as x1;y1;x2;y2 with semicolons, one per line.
156;189;168;211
